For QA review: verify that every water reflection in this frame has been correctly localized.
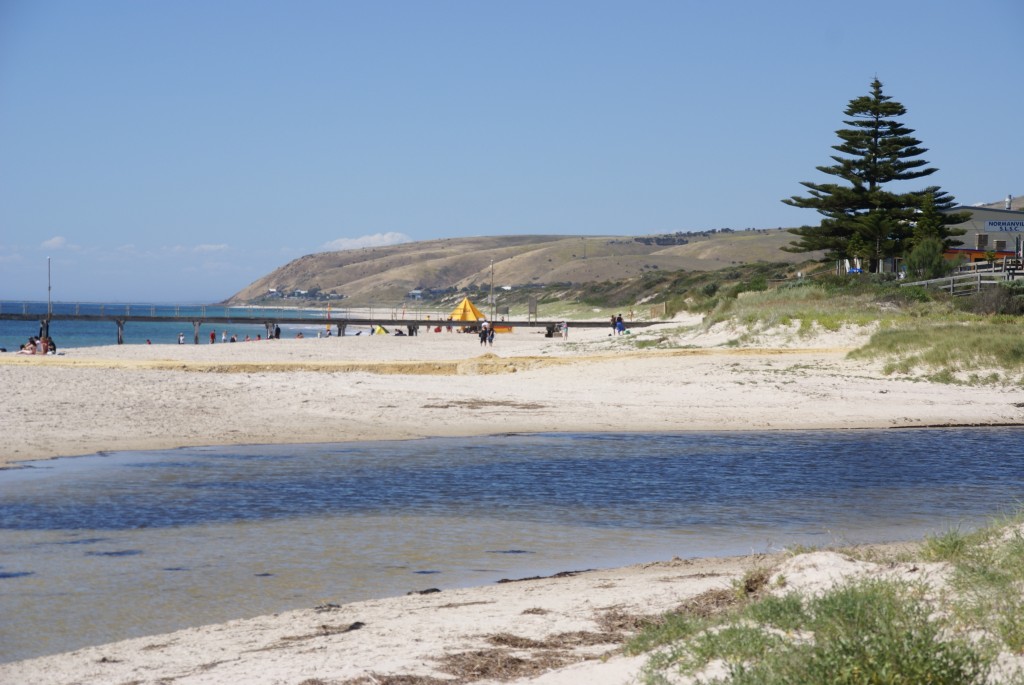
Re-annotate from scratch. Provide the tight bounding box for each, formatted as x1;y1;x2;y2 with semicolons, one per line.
1;428;1023;663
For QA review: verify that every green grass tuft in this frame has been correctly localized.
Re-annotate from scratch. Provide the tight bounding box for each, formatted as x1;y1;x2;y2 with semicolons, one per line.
632;509;1024;685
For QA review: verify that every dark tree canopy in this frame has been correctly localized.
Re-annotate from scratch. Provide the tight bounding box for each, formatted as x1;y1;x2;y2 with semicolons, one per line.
783;79;965;268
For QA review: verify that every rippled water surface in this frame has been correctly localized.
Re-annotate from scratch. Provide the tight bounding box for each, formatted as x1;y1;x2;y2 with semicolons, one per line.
3;429;1024;662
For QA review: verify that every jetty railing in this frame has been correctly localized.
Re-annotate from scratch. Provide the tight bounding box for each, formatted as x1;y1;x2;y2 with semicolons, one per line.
0;301;465;321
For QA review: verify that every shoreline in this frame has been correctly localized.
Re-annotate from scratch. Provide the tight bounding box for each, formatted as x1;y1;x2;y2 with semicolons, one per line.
1;543;927;684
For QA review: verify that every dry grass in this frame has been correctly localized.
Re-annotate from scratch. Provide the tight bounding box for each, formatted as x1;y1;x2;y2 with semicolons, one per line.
436;647;581;681
486;630;623;649
253;622;367;652
338;676;455;685
596;608;659;632
421;399;547;410
520;607;550;616
674;587;740;619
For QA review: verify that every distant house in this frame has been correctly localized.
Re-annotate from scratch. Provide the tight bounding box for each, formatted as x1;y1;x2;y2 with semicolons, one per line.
945;206;1024;263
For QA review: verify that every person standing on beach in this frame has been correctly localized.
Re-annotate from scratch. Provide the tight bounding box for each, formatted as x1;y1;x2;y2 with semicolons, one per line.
178;332;185;344
610;315;617;336
210;330;216;344
562;320;568;340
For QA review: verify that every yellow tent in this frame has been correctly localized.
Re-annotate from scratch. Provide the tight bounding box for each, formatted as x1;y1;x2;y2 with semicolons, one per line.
449;296;486;322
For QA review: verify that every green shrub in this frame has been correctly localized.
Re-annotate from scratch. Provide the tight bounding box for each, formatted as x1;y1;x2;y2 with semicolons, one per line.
922;526;973;562
957;284;1024;315
641;579;988;685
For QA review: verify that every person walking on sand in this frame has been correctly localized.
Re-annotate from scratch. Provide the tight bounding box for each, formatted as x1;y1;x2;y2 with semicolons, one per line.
562;320;568;341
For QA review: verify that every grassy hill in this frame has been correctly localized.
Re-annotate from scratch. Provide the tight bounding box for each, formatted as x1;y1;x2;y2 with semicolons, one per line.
226;228;815;307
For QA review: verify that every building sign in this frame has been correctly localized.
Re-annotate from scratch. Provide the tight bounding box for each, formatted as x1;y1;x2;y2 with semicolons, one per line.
987;220;1024;232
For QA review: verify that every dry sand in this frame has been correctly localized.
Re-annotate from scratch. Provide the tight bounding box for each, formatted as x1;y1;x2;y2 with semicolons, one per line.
2;315;1022;683
3;315;1021;468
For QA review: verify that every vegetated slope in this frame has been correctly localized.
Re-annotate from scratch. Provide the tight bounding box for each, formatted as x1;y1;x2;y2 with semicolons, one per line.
226;229;812;305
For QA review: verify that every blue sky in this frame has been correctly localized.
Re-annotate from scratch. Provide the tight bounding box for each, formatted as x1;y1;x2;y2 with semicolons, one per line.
1;0;1021;302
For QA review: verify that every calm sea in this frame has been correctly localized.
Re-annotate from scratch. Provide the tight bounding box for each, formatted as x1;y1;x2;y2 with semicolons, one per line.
0;300;429;350
2;429;1023;663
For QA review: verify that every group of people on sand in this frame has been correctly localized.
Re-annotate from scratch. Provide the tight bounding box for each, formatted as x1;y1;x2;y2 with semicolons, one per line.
478;321;496;346
610;314;626;335
17;335;57;355
179;327;281;345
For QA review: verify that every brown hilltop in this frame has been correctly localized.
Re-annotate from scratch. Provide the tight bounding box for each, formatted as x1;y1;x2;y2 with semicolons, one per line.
226;229;811;305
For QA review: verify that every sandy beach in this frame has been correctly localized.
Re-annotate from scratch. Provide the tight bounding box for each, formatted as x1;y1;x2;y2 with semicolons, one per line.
3;315;1023;684
3;315;1021;469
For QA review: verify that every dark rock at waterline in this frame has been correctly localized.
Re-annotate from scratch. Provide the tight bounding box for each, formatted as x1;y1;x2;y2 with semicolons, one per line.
85;550;143;557
55;537;110;546
497;569;591;583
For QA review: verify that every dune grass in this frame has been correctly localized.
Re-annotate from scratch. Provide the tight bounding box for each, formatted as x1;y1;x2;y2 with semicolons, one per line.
668;275;1024;383
630;577;989;685
849;320;1024;382
922;509;1024;656
524;266;1024;384
627;510;1024;684
701;277;953;332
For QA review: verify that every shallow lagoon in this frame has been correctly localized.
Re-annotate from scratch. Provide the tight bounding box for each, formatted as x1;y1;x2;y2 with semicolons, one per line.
2;428;1023;662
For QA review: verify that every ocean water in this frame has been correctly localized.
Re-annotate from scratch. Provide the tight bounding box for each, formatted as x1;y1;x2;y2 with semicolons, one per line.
2;429;1024;662
0;300;455;351
0;301;343;350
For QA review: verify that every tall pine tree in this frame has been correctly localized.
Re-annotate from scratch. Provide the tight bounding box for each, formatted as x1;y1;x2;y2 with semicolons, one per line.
783;79;965;270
